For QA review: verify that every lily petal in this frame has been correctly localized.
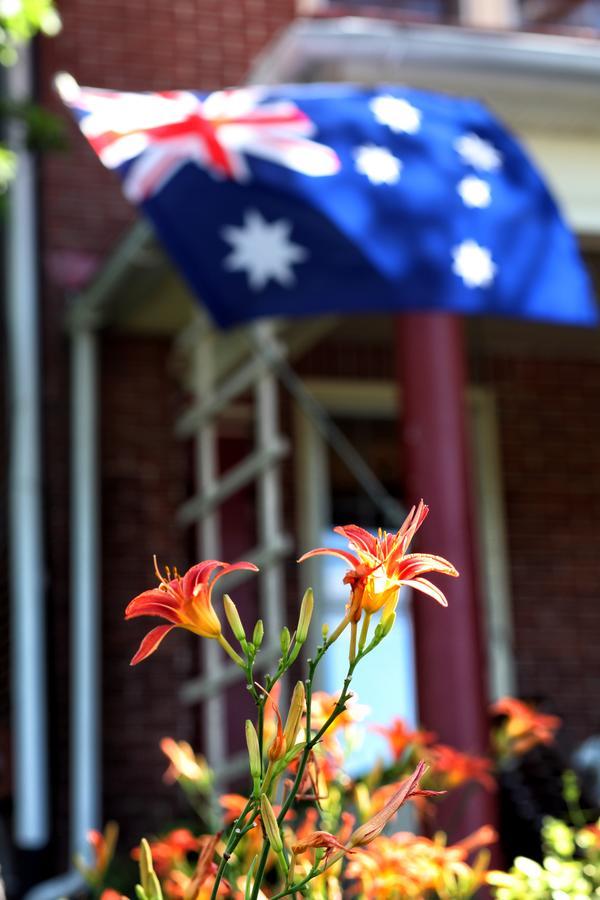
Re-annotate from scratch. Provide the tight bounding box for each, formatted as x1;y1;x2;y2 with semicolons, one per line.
397;553;459;581
130;624;175;665
298;547;359;567
209;560;259;589
401;577;450;607
334;525;378;554
125;599;183;623
181;560;226;597
125;588;179;617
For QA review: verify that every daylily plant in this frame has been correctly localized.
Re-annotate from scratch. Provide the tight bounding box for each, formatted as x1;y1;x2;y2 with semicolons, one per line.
89;501;557;898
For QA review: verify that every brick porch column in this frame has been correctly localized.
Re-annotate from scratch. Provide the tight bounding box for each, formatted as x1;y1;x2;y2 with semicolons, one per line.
396;312;497;837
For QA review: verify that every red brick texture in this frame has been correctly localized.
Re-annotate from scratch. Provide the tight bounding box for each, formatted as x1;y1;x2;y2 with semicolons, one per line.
486;357;600;752
99;336;195;845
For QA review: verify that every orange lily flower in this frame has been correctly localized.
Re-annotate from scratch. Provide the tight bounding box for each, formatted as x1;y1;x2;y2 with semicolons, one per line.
298;501;458;623
126;556;258;665
291;830;351;864
163;833;230;900
310;691;369;735
426;744;496;792
373;717;436;760
345;825;496;899
76;822;119;888
131;828;200;878
160;737;212;788
88;822;119;879
491;696;561;757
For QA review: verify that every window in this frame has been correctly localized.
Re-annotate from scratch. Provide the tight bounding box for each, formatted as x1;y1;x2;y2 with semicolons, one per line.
322;1;454;21
521;0;600;27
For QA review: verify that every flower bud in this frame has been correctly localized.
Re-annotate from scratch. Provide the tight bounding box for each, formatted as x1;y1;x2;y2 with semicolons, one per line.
252;619;264;648
322;623;329;640
260;794;283;853
296;588;314;645
245;720;262;781
379;611;396;638
349;761;431;848
280;626;291;655
223;594;246;642
138;838;162;899
268;729;286;763
139;837;152;888
283;681;305;748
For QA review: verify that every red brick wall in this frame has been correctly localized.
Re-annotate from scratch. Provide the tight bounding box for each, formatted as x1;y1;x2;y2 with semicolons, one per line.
100;336;195;845
487;357;600;752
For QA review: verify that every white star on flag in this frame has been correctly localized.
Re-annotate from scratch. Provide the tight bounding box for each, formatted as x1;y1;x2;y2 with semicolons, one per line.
454;133;502;172
452;240;497;288
457;176;491;208
221;209;308;292
354;145;402;184
370;95;421;134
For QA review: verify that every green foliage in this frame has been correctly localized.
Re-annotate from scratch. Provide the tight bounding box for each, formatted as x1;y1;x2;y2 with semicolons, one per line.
489;816;600;899
0;145;17;192
0;0;61;66
0;0;62;195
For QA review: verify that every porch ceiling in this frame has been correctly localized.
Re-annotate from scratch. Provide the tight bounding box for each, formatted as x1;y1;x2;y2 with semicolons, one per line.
65;222;198;336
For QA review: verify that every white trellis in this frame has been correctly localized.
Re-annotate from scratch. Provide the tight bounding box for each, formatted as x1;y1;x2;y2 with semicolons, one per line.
173;312;403;781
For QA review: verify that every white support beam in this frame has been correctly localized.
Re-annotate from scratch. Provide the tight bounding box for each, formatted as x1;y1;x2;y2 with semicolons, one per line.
193;330;227;769
6;46;48;852
253;323;286;643
177;439;289;525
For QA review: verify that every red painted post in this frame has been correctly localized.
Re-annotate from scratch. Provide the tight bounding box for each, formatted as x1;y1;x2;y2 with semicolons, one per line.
396;312;497;838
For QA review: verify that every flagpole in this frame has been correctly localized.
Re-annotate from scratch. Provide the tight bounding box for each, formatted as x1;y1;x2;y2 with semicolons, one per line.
395;311;497;840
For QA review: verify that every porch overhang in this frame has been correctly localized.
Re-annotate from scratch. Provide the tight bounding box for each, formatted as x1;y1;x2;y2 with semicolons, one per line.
64;221;198;335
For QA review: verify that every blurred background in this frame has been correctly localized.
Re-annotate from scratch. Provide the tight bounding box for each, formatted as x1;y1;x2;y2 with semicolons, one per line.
2;0;600;896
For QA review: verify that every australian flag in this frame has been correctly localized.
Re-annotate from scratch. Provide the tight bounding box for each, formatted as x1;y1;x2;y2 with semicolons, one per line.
58;76;596;328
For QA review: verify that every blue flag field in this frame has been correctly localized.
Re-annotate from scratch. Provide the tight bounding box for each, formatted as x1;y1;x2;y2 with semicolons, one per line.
58;77;597;328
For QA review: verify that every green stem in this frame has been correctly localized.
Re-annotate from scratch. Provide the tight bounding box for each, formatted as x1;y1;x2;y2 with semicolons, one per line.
277;661;357;827
349;620;357;662
210;798;256;900
257;699;265;771
221;622;367;900
217;633;245;667
249;836;271;900
269;864;322;900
